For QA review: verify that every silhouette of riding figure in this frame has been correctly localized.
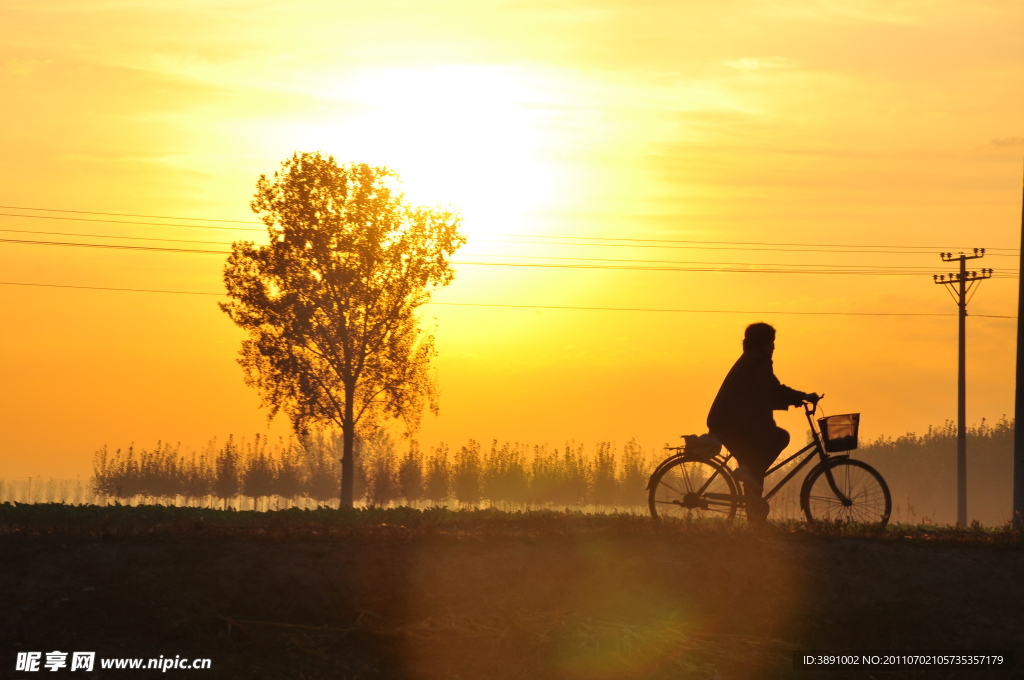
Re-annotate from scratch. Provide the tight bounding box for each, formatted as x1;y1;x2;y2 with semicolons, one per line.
707;323;819;524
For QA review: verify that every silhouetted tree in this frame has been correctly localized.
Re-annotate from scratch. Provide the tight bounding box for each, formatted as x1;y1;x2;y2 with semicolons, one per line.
453;440;482;506
590;441;617;507
242;435;275;511
482;440;529;506
424;444;451;505
273;443;303;503
300;432;340;504
361;429;399;507
213;437;241;510
618;439;650;507
182;450;213;504
221;152;464;507
398;441;424;505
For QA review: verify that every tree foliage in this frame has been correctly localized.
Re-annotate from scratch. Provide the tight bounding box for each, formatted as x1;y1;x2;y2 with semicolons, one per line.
221;151;464;506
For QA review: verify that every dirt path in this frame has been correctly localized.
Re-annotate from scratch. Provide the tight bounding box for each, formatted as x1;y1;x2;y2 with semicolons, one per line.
3;527;1021;679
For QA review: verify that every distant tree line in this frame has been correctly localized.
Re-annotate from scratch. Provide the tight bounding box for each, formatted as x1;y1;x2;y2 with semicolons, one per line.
91;433;655;510
855;417;1014;526
87;418;1017;524
0;478;93;505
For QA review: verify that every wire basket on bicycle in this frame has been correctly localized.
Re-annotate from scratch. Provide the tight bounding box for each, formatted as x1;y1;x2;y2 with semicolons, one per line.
817;413;860;452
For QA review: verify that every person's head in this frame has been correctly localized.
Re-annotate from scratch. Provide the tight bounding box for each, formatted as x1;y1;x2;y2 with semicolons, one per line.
742;322;776;353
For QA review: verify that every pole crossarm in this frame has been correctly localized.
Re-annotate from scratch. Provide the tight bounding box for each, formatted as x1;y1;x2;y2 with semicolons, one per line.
933;250;994;286
942;248;987;262
933;271;994;285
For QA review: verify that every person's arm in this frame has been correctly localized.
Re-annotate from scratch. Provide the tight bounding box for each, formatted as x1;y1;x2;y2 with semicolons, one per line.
754;356;811;410
778;383;816;408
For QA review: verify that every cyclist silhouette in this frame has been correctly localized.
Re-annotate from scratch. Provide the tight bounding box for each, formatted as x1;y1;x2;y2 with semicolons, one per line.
707;323;819;524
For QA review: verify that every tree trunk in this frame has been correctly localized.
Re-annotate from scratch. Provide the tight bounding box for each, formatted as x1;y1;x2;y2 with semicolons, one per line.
341;389;355;508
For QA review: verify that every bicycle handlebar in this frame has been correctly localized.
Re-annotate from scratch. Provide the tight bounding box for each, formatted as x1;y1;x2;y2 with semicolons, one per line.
802;393;824;416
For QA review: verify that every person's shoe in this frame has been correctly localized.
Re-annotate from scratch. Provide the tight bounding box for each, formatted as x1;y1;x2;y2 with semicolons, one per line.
732;465;755;486
751;496;770;519
746;496;770;526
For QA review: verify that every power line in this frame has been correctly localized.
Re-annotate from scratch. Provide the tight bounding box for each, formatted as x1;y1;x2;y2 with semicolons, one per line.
0;281;223;296
474;238;1022;257
1;237;1018;276
484;233;1020;252
462;253;984;272
0;280;1015;318
0;224;1017;267
1;212;986;254
0;230;963;267
430;302;1016;318
453;261;1019;278
0;237;227;255
0;212;264;232
0;205;261;224
7;214;1012;255
2;204;1018;252
0;228;260;246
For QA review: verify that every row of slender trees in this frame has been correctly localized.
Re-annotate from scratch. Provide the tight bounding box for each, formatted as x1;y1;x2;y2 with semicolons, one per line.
91;433;656;509
855;417;1014;526
60;417;1024;524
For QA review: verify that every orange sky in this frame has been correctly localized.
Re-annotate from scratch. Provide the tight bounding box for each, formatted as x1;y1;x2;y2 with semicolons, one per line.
1;0;1022;480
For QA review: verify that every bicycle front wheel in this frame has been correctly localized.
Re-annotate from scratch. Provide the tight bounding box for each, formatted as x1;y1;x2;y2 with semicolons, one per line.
801;458;891;528
649;457;738;522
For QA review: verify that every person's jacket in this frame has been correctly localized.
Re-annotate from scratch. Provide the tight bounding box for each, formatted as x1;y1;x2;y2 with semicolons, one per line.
707;349;806;434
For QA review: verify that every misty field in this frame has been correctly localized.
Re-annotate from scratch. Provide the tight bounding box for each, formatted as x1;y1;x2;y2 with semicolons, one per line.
2;505;1022;680
2;418;1017;527
5;421;1017;678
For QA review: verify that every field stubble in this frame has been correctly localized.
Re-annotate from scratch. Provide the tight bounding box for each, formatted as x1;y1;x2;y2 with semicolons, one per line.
2;505;1022;680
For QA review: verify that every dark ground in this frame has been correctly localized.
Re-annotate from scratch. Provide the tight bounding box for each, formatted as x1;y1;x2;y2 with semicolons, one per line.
1;507;1022;680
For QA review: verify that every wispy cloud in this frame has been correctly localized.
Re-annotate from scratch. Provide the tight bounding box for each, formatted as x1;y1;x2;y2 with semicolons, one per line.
722;56;798;71
761;0;949;25
1;58;53;78
984;137;1024;149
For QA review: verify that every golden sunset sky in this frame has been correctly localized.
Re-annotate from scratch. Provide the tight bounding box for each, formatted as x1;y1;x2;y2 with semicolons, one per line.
1;0;1022;479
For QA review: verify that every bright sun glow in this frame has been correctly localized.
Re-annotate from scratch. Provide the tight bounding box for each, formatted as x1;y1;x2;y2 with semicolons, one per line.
305;65;567;236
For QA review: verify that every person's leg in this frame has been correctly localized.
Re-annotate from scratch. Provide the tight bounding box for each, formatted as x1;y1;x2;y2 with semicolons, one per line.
738;426;790;525
749;426;790;482
714;431;765;524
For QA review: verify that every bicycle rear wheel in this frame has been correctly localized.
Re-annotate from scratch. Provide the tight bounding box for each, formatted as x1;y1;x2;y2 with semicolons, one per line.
801;458;891;528
648;457;738;522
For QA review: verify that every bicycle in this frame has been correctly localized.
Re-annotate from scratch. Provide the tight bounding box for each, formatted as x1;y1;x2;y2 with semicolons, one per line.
647;399;891;528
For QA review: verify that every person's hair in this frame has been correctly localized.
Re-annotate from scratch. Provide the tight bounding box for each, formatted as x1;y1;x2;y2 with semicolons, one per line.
742;322;776;351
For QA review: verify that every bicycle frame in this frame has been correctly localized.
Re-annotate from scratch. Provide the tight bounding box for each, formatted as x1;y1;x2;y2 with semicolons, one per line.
665;400;852;509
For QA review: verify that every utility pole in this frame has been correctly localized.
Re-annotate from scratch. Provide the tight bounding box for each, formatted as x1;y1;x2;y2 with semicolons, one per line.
933;250;993;527
1015;163;1024;530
